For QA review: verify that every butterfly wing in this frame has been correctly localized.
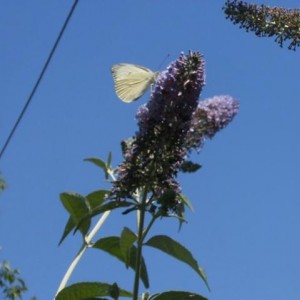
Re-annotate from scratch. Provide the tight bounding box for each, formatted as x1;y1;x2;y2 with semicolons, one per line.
112;64;157;103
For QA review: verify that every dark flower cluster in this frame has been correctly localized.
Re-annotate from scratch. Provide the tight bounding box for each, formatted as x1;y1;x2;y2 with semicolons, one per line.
112;52;239;215
223;0;300;50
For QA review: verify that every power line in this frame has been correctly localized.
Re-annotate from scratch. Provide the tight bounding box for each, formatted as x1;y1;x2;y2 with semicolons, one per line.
0;0;79;161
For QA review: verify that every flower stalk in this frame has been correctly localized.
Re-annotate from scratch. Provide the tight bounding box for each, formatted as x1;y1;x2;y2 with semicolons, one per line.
133;187;148;300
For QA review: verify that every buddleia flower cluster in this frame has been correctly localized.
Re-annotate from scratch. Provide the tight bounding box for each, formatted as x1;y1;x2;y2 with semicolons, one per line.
185;95;239;151
223;0;300;50
112;51;239;217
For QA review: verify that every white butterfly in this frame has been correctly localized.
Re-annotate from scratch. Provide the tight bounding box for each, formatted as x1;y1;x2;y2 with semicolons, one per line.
111;63;158;103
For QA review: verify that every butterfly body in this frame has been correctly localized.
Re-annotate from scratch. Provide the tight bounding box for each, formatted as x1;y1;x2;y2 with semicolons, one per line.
112;63;157;103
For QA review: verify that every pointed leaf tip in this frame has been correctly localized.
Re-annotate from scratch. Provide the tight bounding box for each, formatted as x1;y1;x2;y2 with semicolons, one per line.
145;235;209;290
60;192;91;240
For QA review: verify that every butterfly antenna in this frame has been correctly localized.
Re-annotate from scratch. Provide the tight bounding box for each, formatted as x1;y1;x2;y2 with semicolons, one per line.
157;53;170;70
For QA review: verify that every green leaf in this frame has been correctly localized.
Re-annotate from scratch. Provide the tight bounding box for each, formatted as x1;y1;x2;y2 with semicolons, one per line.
58;217;76;245
85;157;107;170
165;213;187;232
107;152;112;171
157;189;177;206
106;152;113;180
93;236;149;288
85;157;109;179
178;193;194;212
86;190;110;210
144;235;209;290
0;174;7;191
60;192;91;238
149;291;208;300
90;200;134;218
59;191;109;245
120;227;137;268
179;160;202;173
108;282;119;299
0;261;28;299
55;282;132;300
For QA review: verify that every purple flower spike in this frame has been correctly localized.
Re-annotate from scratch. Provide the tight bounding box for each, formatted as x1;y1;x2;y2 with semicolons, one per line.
113;52;205;210
185;95;239;150
137;51;205;138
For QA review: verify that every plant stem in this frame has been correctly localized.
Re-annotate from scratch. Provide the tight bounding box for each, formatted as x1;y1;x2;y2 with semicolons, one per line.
142;213;159;242
56;168;116;297
55;210;111;296
132;188;148;300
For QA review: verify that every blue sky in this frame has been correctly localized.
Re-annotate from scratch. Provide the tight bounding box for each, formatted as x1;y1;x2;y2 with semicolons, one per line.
1;1;300;299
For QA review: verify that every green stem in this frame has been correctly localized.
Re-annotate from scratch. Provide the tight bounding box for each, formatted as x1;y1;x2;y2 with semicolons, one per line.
132;188;148;300
56;168;116;297
55;210;111;296
142;212;160;242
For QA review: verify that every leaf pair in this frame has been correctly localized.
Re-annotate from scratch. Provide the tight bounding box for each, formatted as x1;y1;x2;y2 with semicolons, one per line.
59;190;109;245
92;230;210;291
92;232;209;291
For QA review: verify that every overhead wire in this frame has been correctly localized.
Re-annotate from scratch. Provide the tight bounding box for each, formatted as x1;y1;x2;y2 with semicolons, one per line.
0;0;79;161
